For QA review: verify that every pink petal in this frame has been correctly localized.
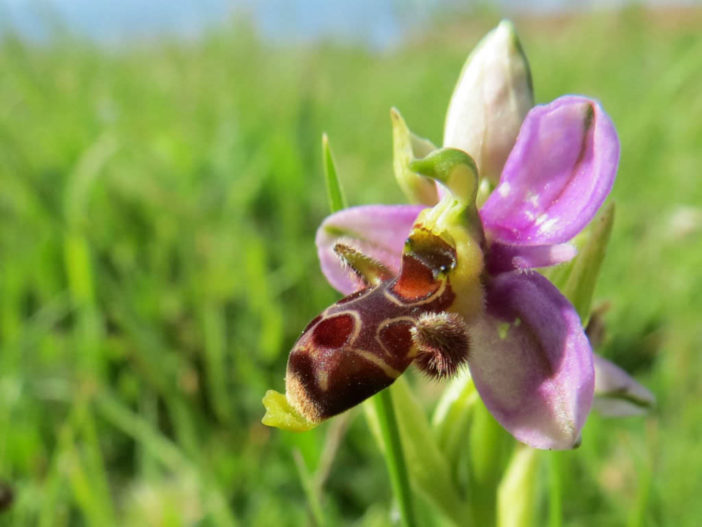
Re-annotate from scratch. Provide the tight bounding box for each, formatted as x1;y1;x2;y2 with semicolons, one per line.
593;354;655;417
315;205;425;294
486;242;577;274
467;271;594;449
480;96;619;246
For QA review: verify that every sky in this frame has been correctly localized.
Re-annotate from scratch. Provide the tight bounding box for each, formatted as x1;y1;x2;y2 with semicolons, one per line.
1;0;698;48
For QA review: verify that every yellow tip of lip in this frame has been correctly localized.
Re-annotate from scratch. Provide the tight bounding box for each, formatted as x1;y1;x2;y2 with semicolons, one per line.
261;390;318;432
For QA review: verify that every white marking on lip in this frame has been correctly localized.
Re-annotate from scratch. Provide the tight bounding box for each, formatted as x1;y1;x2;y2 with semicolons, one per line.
349;348;402;378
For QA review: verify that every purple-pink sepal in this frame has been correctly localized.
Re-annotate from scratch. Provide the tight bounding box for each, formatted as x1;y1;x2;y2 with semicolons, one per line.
467;271;594;449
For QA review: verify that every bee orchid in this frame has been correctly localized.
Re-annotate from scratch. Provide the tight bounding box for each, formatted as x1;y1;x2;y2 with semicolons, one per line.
296;96;620;450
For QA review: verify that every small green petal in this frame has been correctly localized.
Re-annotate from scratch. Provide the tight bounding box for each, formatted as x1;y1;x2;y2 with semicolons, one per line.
409;148;478;207
391;108;439;206
261;390;318;432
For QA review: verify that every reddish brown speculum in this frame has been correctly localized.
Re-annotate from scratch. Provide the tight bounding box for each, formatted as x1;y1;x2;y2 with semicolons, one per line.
286;228;470;423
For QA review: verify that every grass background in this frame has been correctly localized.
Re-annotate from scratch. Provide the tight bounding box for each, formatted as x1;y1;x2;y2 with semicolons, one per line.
0;5;701;526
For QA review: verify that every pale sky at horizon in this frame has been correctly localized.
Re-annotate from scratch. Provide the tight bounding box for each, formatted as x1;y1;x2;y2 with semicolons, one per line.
1;0;698;48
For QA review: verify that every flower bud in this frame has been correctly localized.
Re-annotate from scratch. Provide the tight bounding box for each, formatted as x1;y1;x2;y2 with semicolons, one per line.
443;20;534;186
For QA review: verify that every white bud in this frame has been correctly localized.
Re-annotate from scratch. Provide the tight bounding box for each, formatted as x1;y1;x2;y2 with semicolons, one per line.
443;20;534;186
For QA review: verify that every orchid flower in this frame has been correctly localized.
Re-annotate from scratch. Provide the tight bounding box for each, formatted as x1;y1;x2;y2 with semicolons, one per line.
263;21;652;451
308;95;617;450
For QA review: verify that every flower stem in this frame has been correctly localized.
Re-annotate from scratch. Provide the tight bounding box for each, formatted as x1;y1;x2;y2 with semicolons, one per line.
469;401;507;526
548;452;563;527
373;388;417;527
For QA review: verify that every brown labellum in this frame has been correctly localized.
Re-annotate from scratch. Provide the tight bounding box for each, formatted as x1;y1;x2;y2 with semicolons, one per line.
286;228;469;423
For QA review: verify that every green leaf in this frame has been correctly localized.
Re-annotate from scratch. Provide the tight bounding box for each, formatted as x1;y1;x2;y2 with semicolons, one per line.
390;378;470;526
560;203;615;323
431;369;479;467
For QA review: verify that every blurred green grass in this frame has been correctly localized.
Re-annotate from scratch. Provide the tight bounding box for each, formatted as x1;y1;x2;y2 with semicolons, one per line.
0;6;701;526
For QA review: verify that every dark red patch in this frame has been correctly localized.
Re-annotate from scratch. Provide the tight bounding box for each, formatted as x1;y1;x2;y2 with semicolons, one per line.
288;346;395;420
391;254;440;301
389;229;457;303
301;314;323;335
312;314;355;348
378;320;414;358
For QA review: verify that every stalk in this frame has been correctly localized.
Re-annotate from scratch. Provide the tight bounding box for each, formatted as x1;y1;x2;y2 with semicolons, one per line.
373;389;418;527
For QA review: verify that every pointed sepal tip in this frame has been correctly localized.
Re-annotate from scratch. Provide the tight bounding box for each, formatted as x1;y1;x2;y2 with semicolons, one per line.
262;390;319;431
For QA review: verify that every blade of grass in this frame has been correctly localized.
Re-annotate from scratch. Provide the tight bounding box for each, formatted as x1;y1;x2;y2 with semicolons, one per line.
58;416;115;527
627;451;653;527
95;390;239;527
74;400;117;526
322;133;346;213
293;449;327;527
202;301;231;423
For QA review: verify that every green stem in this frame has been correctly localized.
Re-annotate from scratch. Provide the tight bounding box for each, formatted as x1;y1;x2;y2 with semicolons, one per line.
548;453;563;527
497;446;538;527
373;388;417;527
469;401;507;526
